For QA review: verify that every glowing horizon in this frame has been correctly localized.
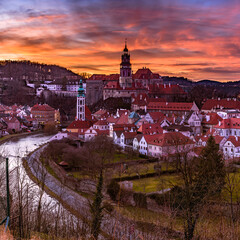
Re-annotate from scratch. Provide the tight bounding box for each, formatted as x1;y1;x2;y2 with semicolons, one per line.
1;0;240;82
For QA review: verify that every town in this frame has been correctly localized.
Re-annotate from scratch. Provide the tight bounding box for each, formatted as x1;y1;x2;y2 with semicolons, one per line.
1;43;240;162
0;43;239;240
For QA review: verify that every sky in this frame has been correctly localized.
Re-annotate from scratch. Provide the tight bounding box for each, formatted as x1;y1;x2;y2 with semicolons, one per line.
0;0;240;81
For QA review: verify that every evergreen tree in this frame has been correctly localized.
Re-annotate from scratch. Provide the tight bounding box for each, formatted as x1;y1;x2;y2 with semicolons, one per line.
194;135;226;198
171;135;226;240
90;170;104;240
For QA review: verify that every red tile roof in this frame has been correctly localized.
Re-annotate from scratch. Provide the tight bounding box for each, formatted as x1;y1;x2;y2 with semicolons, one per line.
133;68;160;80
147;102;194;111
138;123;163;135
94;119;108;126
95;129;109;135
148;84;186;95
122;132;138;139
214;118;240;129
143;134;162;144
149;132;194;147
202;112;223;125
202;99;240;111
147;112;165;122
67;120;93;130
226;136;240;147
31;104;55;112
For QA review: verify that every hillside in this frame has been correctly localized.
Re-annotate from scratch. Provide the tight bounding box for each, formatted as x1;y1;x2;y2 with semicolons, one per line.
0;60;78;82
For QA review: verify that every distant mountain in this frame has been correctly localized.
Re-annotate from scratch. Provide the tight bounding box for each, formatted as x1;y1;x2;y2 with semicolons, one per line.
0;60;78;82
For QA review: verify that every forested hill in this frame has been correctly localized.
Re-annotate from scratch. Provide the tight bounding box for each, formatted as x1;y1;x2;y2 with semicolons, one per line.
0;60;78;81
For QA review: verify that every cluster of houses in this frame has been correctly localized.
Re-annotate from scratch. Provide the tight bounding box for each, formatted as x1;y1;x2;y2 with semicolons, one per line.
51;89;240;162
0;103;60;137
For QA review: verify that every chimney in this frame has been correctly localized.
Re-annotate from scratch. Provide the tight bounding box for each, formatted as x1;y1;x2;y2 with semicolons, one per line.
169;83;171;87
164;84;166;88
219;121;221;126
235;136;238;141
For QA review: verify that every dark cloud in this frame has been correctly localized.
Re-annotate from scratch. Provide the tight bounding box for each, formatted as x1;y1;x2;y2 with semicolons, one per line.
70;64;114;71
171;63;214;66
187;67;240;74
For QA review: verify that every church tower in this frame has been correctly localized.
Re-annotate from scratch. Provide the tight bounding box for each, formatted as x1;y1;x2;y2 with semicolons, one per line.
76;79;85;120
119;39;132;88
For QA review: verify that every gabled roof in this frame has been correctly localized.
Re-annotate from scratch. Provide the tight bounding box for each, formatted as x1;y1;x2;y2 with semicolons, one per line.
67;120;93;130
31;104;55;112
149;132;194;147
225;136;240;147
122;132;137;139
133;134;143;142
146;112;165;121
202;98;240;111
133;68;160;80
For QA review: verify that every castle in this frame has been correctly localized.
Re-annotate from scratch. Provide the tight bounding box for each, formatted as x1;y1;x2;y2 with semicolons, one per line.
86;41;186;105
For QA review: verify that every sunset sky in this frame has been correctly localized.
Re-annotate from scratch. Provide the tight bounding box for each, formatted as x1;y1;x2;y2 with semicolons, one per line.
1;0;240;81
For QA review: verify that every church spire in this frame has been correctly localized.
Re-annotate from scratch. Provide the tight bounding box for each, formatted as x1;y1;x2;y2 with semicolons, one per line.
123;38;128;52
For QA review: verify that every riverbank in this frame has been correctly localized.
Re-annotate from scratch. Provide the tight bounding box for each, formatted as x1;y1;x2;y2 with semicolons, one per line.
0;130;43;145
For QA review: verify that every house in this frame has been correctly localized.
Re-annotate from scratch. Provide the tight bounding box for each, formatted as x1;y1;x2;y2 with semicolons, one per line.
202;112;223;133
82;127;97;141
148;83;187;101
110;123;137;139
144;112;165;123
216;109;240;119
93;119;109;131
163;125;193;137
131;93;165;112
180;111;202;135
31;104;55;125
214;118;240;137
138;123;163;135
147;101;199;115
222;136;240;160
201;98;240;113
3;117;21;133
133;134;143;152
120;132;137;149
67;120;93;133
148;132;194;158
139;134;161;155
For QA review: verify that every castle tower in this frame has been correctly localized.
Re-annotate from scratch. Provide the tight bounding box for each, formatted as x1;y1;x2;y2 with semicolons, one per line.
119;39;132;88
76;79;85;120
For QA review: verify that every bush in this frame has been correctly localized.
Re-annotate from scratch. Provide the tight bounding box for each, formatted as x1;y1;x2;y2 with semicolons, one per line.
133;192;147;208
107;180;120;201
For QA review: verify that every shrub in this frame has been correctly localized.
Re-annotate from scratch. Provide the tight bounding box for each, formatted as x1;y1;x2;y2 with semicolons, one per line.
107;180;120;201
